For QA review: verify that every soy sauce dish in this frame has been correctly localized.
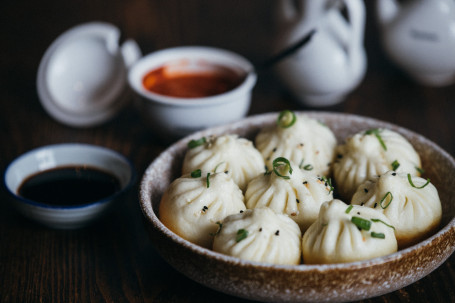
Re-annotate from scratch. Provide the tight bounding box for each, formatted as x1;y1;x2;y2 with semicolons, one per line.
139;112;455;303
4;143;134;229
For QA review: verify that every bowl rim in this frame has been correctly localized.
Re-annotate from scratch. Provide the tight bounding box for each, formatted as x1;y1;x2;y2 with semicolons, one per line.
128;45;257;107
139;111;455;272
4;142;136;210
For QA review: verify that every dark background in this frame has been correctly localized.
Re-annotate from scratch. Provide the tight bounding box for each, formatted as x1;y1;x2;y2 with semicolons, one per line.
1;1;454;302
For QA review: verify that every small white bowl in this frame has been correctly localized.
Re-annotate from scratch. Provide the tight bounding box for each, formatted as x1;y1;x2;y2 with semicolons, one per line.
4;143;135;229
128;46;257;139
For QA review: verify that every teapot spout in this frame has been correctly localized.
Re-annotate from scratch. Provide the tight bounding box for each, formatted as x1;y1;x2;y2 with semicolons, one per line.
376;0;400;26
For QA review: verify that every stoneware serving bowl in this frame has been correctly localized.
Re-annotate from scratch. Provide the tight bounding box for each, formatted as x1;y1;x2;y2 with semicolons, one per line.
4;143;135;229
139;112;455;302
128;46;257;139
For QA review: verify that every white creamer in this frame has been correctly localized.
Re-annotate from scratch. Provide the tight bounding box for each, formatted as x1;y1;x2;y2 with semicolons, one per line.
376;0;455;86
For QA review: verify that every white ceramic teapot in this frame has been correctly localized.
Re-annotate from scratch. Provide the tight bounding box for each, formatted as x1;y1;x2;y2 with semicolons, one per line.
273;0;367;107
376;0;455;86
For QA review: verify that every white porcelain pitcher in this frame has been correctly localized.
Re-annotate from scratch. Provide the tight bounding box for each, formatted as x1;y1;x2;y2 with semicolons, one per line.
377;0;455;86
273;0;367;107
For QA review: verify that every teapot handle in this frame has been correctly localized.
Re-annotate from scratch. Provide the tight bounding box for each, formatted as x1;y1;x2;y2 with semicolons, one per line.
345;0;366;49
121;39;142;69
326;0;365;56
274;0;333;32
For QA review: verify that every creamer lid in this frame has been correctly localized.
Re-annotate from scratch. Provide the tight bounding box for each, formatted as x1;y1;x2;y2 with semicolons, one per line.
37;22;141;127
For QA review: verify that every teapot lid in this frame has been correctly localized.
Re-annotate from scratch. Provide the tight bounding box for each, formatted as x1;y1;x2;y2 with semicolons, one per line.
37;22;141;127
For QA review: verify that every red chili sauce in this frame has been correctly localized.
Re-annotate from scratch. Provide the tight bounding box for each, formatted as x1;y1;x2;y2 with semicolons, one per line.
142;65;245;98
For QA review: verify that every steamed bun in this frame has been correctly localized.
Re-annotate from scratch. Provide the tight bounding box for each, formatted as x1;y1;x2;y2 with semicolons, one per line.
255;111;336;177
213;207;302;265
245;158;333;231
351;171;441;248
182;134;265;191
302;199;397;264
159;171;246;248
333;128;421;200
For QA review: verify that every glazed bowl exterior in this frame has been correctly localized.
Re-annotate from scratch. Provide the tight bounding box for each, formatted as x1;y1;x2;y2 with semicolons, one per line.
4;143;135;229
128;46;257;139
139;112;455;302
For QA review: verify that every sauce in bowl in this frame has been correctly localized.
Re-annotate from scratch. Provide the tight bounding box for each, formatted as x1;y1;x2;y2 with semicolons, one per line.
18;166;121;206
142;64;245;98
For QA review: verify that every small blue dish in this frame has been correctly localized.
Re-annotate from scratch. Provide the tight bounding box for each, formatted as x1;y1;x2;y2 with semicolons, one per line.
4;143;135;229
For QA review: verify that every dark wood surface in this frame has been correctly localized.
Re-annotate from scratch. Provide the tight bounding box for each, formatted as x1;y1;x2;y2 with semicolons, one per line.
1;1;454;302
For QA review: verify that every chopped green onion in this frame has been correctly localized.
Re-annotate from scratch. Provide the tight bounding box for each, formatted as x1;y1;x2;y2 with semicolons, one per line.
320;176;334;194
210;222;223;236
365;129;387;151
407;174;430;189
303;164;313;171
380;192;393;209
298;159;314;171
345;205;354;214
277;110;297;128
188;137;206;149
272;157;293;179
371;218;395;230
318;120;328;127
236;229;249;242
415;166;425;174
351;216;372;231
206;172;211;188
371;232;385;239
391;160;400;171
190;169;202;178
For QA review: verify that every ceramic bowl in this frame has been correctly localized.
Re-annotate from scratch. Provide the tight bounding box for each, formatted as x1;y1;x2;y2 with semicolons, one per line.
4;143;135;229
139;112;455;302
128;46;257;139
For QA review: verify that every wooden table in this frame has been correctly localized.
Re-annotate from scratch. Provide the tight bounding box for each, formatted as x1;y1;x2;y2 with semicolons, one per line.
1;1;454;302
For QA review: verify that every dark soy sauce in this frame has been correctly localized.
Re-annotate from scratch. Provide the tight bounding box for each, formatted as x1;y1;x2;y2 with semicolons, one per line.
18;166;121;206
